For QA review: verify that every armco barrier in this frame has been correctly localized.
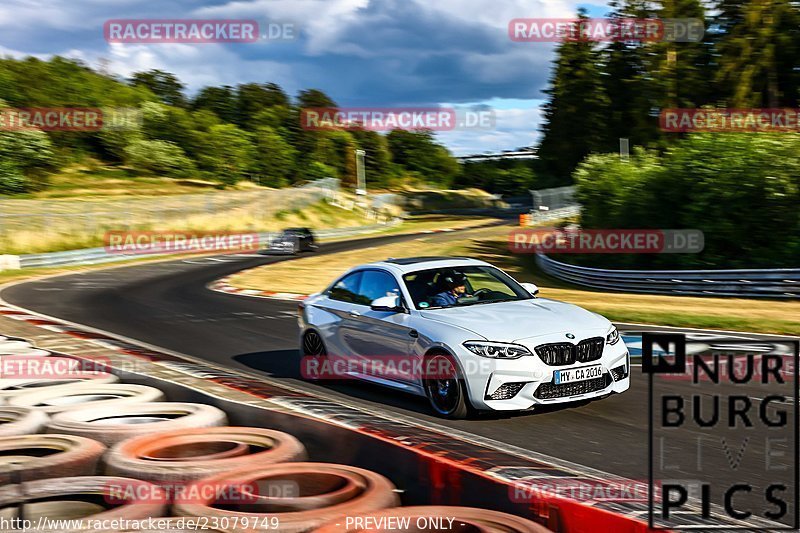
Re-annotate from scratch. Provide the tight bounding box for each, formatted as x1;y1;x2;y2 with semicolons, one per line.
13;220;401;270
536;253;800;298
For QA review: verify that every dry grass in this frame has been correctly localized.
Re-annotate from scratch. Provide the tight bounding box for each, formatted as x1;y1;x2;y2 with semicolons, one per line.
230;224;800;335
29;164;256;199
1;199;381;255
397;187;504;211
231;225;502;295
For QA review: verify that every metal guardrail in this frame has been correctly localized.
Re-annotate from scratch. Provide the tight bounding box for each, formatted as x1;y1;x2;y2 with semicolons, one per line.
527;205;580;224
15;220;402;269
536;253;800;298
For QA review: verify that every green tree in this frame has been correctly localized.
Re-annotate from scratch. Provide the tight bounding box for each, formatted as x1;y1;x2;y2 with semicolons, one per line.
537;9;609;181
654;0;715;110
192;86;238;123
297;89;337;109
0;128;56;193
131;70;187;107
311;130;359;186
198;124;254;184
715;0;800;107
293;89;339;175
236;83;289;127
251;126;296;186
386;129;460;186
0;160;27;194
124;139;196;178
350;128;395;187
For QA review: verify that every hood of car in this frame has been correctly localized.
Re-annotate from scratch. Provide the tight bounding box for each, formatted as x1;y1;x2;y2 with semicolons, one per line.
419;298;610;343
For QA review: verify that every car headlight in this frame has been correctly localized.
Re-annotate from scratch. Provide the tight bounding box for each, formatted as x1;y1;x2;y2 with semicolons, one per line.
606;326;620;345
463;341;531;359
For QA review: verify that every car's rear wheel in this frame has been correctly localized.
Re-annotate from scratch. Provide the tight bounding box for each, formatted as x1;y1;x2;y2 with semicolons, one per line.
423;353;470;419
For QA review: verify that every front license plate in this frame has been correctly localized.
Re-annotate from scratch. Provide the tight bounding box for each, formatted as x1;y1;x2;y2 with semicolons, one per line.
554;364;603;385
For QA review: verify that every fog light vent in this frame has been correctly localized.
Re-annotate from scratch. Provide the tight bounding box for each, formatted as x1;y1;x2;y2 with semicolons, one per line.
610;364;629;382
486;382;527;401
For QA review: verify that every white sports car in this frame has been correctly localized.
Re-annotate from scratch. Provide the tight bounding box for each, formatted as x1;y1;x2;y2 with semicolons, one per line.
299;257;630;418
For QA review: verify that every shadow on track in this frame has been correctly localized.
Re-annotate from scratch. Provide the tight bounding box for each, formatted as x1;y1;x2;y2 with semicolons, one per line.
233;349;593;421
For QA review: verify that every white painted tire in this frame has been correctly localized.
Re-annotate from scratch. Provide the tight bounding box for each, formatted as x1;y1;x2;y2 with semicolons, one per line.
0;476;166;530
8;383;165;414
0;340;35;351
0;340;50;357
0;434;105;483
0;372;119;400
0;348;51;357
0;406;49;436
47;402;228;446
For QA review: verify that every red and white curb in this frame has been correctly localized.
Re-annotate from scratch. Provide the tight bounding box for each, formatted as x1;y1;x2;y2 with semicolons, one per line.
209;279;308;301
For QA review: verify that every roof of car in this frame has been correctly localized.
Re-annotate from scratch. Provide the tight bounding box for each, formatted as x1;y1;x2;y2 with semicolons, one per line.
383;256;469;265
367;256;490;273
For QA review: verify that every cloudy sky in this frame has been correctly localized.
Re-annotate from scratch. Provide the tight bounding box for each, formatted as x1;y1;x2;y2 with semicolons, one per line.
0;0;612;155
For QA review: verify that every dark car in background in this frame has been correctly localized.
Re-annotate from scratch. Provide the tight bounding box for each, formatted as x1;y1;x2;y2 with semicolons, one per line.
263;227;317;255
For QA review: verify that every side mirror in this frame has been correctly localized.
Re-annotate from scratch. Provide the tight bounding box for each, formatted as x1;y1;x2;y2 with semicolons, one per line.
370;294;404;313
520;282;539;297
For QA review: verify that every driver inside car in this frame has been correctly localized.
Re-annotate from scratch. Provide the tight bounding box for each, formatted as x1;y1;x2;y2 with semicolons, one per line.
431;271;470;307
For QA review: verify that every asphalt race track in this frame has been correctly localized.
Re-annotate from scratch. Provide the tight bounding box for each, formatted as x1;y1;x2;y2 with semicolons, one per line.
2;226;797;526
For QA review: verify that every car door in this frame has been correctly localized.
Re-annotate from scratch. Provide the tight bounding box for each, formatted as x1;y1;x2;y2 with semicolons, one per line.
299;230;310;251
315;270;364;359
344;269;415;384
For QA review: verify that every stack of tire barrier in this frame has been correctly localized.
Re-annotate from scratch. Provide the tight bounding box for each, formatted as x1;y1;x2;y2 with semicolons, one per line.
0;335;551;532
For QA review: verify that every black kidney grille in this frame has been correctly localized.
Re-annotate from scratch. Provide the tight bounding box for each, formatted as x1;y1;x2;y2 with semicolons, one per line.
576;337;604;362
535;337;604;366
534;343;575;366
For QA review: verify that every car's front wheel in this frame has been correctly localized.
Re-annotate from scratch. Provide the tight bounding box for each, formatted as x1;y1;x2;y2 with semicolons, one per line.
423;352;470;419
301;330;327;382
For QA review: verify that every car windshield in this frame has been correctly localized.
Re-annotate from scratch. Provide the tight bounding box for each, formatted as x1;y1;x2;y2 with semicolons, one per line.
402;265;531;310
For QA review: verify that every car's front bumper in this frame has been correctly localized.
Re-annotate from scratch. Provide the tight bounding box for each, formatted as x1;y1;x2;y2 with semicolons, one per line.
457;338;630;411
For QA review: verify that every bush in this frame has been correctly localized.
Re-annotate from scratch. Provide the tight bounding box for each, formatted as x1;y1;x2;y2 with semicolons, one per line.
573;134;800;268
124;139;196;178
0;130;55;171
0;161;28;194
196;124;253;185
300;161;336;182
251;126;296;187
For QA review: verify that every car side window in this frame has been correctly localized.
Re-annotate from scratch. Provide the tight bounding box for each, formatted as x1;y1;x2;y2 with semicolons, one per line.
357;270;402;306
328;271;363;303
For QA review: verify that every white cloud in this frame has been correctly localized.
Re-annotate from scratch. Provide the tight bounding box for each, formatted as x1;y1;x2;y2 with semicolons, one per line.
0;0;607;153
437;101;544;155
